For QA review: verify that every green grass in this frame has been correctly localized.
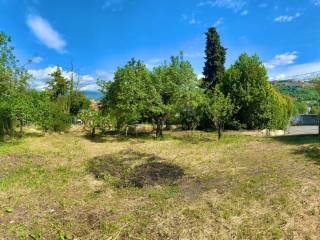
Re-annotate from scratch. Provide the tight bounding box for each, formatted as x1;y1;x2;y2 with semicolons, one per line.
0;128;319;239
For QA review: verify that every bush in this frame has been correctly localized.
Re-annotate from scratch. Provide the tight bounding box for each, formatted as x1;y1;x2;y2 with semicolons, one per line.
79;109;113;137
0;105;14;138
37;101;71;133
222;53;293;130
266;86;293;130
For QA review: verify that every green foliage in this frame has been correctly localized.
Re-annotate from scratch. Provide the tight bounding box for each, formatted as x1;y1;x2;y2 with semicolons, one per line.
203;27;226;90
31;93;71;132
222;53;292;130
0;32;31;138
310;105;320;115
150;53;200;136
101;59;152;130
293;101;308;115
176;85;207;130
208;88;235;139
3;91;36;135
46;68;69;101
70;91;90;116
79;109;112;136
100;54;200;136
0;104;14;139
273;80;318;102
265;87;293;130
45;103;72;132
0;32;21;95
37;67;75;132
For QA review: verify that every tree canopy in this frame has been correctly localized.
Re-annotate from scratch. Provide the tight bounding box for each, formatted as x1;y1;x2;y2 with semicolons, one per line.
203;27;226;90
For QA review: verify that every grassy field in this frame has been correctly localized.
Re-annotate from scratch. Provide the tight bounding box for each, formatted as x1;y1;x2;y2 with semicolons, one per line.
0;128;319;239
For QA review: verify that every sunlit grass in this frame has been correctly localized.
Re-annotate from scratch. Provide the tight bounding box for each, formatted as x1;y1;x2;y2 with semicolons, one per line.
0;129;319;239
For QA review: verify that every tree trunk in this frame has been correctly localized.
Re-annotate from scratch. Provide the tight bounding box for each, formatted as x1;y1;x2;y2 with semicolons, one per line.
318;116;320;136
91;127;96;137
217;126;222;140
156;117;164;137
19;119;23;137
125;126;128;136
215;121;222;140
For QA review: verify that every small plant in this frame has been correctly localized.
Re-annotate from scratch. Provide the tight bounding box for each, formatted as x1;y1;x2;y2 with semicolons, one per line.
79;109;112;137
208;88;234;140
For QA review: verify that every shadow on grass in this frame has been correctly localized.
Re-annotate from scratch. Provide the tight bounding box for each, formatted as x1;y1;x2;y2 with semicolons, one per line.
170;132;213;144
294;146;320;165
273;134;319;145
88;149;184;187
82;132;156;143
273;134;320;164
23;132;44;138
0;131;44;144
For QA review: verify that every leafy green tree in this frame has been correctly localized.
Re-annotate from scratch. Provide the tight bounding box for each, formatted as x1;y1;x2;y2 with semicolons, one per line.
0;32;31;138
79;109;112;137
222;53;292;130
293;101;308;115
176;84;207;130
28;91;71;133
70;91;90;116
265;87;293;130
0;32;17;95
310;105;320;115
5;92;35;136
208;88;234;140
101;59;151;134
314;78;320;135
40;67;73;132
150;54;199;136
203;27;226;90
0;103;14;139
47;67;69;101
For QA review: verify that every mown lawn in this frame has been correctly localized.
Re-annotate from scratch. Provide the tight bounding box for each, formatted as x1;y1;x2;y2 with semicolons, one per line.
0;128;319;239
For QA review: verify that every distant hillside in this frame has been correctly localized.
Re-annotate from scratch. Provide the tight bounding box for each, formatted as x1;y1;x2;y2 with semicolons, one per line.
81;90;103;100
271;80;318;103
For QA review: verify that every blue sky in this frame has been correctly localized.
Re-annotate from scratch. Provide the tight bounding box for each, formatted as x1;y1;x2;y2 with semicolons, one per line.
0;0;320;91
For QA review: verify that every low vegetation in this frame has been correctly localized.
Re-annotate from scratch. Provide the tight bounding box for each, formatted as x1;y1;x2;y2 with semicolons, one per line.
0;128;319;239
1;27;296;141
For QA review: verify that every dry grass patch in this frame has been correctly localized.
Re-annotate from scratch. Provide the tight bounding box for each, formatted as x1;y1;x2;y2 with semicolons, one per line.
0;129;319;239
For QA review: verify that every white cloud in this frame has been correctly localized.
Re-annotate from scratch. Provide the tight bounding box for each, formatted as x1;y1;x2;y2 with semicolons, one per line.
28;66;98;91
264;51;298;69
80;84;99;91
240;10;248;16
145;58;163;70
27;15;66;53
32;56;43;64
269;61;320;80
95;70;114;80
274;12;301;23
184;52;203;58
258;3;268;8
181;14;201;25
312;0;320;6
102;0;124;12
213;17;224;27
189;18;196;24
197;74;204;80
198;0;247;12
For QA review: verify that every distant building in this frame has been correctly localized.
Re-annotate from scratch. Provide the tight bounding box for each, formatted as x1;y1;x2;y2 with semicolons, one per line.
89;99;98;110
291;114;319;126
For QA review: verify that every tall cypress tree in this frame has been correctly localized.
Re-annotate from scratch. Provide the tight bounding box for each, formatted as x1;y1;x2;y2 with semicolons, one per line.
203;27;226;90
